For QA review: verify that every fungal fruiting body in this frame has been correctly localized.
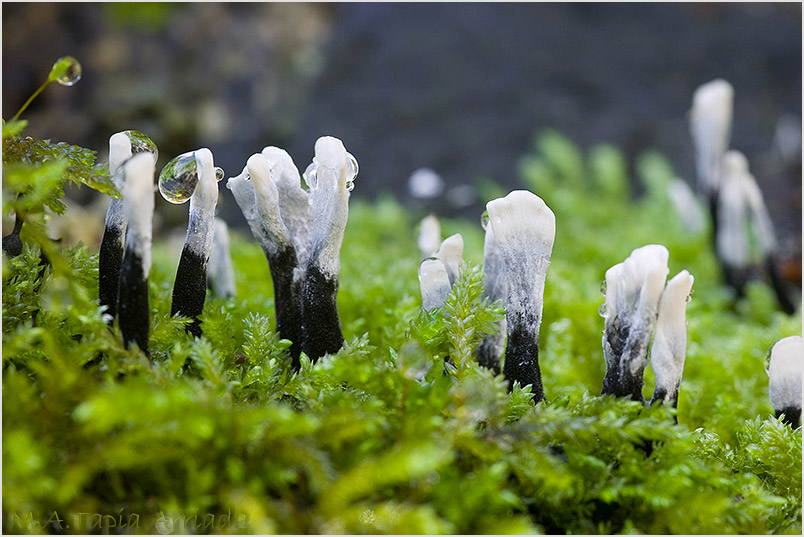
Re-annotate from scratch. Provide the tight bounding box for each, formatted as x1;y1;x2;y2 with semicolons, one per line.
1;216;23;258
716;151;756;294
165;148;220;337
433;233;463;287
116;152;156;355
486;190;555;401
207;218;236;299
648;270;694;407
261;146;313;275
477;210;506;375
689;79;733;198
717;151;794;312
228;151;306;365
418;257;452;311
417;232;464;311
301;136;358;361
99;130;158;323
601;244;669;402
417;214;441;258
767;336;803;428
667;179;705;234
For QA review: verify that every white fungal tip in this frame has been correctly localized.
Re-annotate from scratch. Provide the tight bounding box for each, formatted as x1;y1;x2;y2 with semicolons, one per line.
190;148;219;212
109;132;133;178
418;214;442;257
247;152;272;181
486;190;556;249
691;79;734;113
314;136;348;170
306;136;356;275
434;233;463;285
650;269;694;400
604;244;669;322
419;257;452;311
262;146;300;186
121;153;156;273
768;335;803;413
722;150;749;175
247;153;280;208
690;79;734;194
246;152;291;250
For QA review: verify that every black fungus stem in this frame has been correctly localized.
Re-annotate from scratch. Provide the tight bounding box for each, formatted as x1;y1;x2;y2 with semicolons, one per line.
117;247;150;356
2;211;24;258
775;407;801;429
266;243;304;368
477;338;502;375
301;259;344;362
171;247;208;338
503;312;544;402
98;223;124;324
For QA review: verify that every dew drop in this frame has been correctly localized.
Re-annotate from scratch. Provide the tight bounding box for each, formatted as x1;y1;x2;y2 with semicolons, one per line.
346;180;355;192
53;56;82;86
158;151;198;204
124;130;158;160
763;347;772;376
303;161;318;190
685;294;693;304
346;152;359;181
598;302;608;317
480;209;489;230
244;172;251;181
215;167;225;182
600;280;607;296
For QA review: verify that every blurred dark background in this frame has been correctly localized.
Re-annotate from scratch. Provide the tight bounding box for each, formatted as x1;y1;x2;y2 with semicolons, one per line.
2;2;801;262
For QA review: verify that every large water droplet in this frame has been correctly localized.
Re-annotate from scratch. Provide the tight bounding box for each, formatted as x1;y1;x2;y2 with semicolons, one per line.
346;152;359;181
125;130;158;160
159;151;198;204
600;280;607;296
598;302;608;317
480;209;489;230
215;167;225;182
53;56;82;86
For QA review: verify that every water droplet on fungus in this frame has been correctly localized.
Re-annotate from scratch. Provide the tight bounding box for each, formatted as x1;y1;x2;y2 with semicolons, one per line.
125;130;158;160
303;161;318;190
346;152;359;181
159;151;198;204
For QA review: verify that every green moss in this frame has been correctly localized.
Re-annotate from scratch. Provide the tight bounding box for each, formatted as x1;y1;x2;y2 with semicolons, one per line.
2;124;801;534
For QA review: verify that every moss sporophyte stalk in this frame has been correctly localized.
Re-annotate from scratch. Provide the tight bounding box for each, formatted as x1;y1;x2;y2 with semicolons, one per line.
2;56;802;534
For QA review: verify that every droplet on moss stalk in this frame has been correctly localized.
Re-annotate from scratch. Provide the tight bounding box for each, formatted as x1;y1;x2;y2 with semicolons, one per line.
159;152;198;203
50;56;82;86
